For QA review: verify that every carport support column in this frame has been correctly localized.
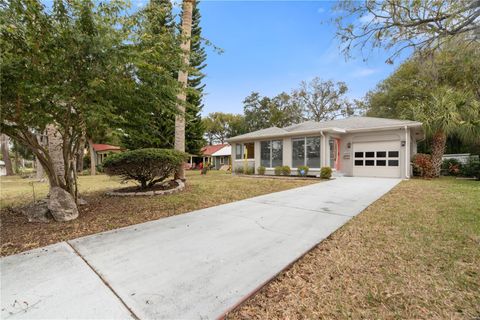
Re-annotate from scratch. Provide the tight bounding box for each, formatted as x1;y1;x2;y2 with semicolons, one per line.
320;131;326;167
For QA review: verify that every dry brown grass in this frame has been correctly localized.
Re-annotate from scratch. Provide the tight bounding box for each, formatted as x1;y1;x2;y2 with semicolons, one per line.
228;178;480;319
0;171;315;256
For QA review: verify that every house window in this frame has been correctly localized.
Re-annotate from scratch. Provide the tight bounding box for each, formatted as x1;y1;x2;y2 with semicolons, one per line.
292;137;321;168
235;144;243;159
260;140;283;167
292;138;305;168
220;157;224;165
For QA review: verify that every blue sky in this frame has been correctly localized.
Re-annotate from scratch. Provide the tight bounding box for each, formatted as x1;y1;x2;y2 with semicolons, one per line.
195;1;409;116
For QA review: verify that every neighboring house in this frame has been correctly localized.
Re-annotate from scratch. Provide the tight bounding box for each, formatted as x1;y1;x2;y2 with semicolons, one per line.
442;153;475;165
195;144;230;169
0;160;5;176
211;145;231;169
227;117;424;179
92;144;122;165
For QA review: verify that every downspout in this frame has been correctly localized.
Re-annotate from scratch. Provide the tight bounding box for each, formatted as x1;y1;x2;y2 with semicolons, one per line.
405;126;409;179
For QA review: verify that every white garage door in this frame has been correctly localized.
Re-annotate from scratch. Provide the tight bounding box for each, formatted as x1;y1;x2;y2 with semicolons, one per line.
353;141;401;178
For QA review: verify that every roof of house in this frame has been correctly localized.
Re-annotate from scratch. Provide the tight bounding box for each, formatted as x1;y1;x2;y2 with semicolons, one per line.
92;144;122;152
201;144;229;156
211;145;231;157
228;117;423;142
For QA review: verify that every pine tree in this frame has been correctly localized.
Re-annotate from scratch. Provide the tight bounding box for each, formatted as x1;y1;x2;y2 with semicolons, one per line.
185;2;206;155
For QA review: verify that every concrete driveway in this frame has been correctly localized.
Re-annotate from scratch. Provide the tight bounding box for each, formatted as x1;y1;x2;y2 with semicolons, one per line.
1;177;400;319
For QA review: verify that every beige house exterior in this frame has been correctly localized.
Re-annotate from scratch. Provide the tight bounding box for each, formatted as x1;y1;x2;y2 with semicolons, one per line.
227;117;424;179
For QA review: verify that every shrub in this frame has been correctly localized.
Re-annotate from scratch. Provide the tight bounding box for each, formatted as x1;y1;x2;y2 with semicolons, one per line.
245;167;255;175
257;166;266;175
462;156;480;180
234;166;244;174
297;165;309;176
274;166;282;176
281;166;291;176
441;158;462;176
320;166;332;179
103;148;187;189
412;153;435;178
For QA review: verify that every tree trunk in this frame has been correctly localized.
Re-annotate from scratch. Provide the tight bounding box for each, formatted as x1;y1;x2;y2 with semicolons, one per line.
35;133;46;180
77;139;85;173
46;124;66;186
88;138;96;175
1;134;14;176
431;130;447;178
174;0;195;181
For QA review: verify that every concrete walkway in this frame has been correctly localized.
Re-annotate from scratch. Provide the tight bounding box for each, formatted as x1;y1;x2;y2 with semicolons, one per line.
1;177;400;319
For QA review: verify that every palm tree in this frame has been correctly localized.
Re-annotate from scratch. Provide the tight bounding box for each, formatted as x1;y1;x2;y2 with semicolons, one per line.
411;87;480;177
174;0;195;181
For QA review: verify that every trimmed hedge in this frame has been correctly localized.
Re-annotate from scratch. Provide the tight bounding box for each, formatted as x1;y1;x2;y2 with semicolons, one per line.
103;148;187;189
281;166;291;176
320;166;332;179
274;166;282;176
257;166;266;175
297;165;309;176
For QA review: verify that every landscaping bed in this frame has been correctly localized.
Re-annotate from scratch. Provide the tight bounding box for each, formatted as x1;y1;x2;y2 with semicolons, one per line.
234;174;324;181
227;178;480;319
0;171;316;256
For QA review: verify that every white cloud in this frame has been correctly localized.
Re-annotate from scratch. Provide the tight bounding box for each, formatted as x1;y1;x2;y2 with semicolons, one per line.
351;67;378;78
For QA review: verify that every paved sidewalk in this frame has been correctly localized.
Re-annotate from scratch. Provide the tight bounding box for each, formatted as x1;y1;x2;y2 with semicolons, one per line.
1;177;400;319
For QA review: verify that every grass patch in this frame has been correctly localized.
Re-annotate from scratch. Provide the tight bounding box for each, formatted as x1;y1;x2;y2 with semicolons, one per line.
0;171;315;256
228;178;480;319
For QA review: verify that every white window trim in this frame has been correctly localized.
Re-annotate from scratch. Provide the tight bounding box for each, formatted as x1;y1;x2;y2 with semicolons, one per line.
291;136;321;170
260;140;283;168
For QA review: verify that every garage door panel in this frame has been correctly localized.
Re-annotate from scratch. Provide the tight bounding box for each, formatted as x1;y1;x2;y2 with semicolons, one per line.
353;141;400;178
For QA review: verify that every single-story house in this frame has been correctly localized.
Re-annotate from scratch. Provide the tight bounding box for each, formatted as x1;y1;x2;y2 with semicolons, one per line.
227;117;424;179
210;145;231;169
92;144;122;165
192;144;231;170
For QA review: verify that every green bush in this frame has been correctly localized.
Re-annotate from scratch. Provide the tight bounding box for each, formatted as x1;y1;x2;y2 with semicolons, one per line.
234;166;244;174
320;166;332;179
245;167;255;175
103;148;187;189
441;158;462;176
462;156;480;180
257;166;266;175
274;166;282;176
281;166;291;176
297;165;309;176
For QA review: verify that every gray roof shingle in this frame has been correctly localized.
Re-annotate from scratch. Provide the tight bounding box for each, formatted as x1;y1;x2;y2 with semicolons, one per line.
228;117;422;141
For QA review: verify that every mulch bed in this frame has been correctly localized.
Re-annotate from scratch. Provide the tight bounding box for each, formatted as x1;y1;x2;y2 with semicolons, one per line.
112;180;178;193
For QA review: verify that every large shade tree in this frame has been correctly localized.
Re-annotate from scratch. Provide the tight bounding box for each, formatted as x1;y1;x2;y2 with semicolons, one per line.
334;0;480;63
292;77;356;122
1;0;133;214
202;112;247;144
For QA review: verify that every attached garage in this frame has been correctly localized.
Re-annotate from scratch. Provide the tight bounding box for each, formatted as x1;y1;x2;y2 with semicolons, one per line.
352;141;401;178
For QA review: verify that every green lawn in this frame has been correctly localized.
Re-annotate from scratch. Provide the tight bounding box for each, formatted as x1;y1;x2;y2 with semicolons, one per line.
229;178;480;319
1;171;315;256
